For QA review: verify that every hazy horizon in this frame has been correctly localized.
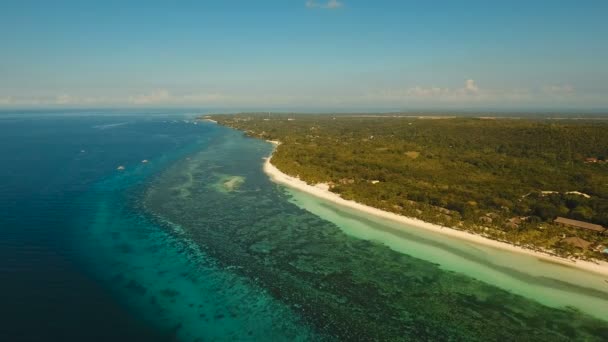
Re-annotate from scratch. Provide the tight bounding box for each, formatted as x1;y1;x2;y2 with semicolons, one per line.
2;107;608;116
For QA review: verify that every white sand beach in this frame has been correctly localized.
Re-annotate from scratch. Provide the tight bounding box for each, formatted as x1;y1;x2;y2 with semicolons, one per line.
263;153;608;277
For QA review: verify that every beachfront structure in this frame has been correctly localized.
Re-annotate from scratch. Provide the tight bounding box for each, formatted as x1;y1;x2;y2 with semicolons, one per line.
554;217;606;233
561;237;593;250
595;245;608;254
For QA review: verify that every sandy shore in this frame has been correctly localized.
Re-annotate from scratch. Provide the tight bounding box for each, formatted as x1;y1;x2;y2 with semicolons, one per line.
263;152;608;277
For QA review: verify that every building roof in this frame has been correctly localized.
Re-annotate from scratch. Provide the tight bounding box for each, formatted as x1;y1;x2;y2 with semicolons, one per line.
554;217;606;232
561;237;593;249
508;217;523;224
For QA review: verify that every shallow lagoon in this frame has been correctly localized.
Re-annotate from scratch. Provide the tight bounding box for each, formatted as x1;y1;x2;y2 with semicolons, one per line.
288;189;608;319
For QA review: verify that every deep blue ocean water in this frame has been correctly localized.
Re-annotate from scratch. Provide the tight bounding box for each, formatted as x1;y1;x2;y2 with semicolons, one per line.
0;114;207;340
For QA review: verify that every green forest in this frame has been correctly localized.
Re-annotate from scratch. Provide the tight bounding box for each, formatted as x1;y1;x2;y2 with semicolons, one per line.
208;114;608;260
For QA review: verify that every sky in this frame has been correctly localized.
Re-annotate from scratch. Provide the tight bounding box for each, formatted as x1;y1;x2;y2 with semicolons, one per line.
1;0;607;111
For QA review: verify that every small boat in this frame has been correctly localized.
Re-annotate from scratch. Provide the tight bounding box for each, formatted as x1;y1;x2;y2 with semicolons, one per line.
116;165;125;170
142;159;149;163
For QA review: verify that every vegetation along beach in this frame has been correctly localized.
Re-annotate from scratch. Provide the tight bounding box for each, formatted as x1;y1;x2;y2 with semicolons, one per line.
210;114;608;266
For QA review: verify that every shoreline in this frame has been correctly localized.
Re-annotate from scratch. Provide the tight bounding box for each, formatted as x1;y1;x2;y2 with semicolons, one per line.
262;145;608;277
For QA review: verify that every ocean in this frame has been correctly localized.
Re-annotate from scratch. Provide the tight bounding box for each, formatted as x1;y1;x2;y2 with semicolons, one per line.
1;111;607;341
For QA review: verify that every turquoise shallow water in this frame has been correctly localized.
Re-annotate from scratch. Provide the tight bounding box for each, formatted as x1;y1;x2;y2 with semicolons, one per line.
287;189;608;320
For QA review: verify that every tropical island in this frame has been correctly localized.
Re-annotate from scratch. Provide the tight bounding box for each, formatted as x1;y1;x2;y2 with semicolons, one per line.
206;113;608;264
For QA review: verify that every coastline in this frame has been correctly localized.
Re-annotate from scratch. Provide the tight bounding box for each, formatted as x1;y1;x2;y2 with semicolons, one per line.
263;145;608;277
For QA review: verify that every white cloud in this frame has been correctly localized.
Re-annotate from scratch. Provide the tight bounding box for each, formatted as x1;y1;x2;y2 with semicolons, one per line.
372;79;484;102
464;79;479;94
542;84;574;95
326;0;343;8
0;96;13;105
127;90;247;106
129;90;230;105
128;89;171;105
55;94;74;105
182;92;225;103
0;80;600;109
306;0;343;9
404;86;448;97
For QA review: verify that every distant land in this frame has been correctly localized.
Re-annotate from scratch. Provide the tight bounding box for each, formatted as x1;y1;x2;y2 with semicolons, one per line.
206;113;608;264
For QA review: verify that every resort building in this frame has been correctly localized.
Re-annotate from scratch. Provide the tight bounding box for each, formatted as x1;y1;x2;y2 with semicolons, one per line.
585;157;598;163
561;237;592;250
554;217;606;233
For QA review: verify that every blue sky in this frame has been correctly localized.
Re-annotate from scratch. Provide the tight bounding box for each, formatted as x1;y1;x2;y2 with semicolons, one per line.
1;1;607;111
